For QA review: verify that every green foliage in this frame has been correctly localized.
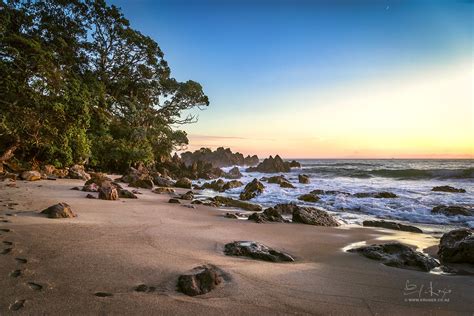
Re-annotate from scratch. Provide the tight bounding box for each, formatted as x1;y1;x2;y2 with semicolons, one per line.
0;0;208;171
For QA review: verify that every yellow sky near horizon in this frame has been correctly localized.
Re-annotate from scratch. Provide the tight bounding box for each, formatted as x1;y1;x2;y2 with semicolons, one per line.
183;59;474;159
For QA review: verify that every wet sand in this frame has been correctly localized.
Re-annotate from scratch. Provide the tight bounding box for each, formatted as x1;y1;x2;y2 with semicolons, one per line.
0;178;473;315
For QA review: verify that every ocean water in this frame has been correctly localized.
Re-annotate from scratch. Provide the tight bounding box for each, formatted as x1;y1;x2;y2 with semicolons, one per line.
196;159;474;229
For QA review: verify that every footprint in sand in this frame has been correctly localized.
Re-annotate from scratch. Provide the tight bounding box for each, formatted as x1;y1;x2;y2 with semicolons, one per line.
3;240;13;245
10;269;22;278
1;247;13;255
27;282;43;291
0;219;10;223
94;292;113;297
0;228;12;232
9;299;25;311
15;258;28;264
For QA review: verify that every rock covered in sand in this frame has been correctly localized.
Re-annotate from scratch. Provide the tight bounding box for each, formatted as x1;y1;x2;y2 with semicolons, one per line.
224;241;294;262
41;202;76;218
177;264;224;296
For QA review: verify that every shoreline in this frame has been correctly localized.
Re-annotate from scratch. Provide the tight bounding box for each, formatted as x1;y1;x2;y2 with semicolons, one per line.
1;178;473;314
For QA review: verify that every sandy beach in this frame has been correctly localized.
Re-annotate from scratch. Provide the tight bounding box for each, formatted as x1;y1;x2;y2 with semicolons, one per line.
0;178;472;315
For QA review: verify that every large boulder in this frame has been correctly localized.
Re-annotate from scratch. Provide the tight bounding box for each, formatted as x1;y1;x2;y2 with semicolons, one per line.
85;173;113;187
432;186;466;193
41;203;76;218
222;180;243;191
246;155;292;173
98;185;119;200
179;191;194;200
129;179;154;189
68;164;90;180
267;175;295;188
298;174;310;184
212;196;262;212
175;177;192;189
223;167;243;179
177;265;224;296
363;220;423;233
248;207;288;223
432;205;471;216
438;229;474;264
20;170;41;181
288;160;301;168
224;241;294;262
153;187;175;194
239;178;265;200
354;192;398;198
153;176;175;187
348;242;439;272
292;207;339;226
297;193;319;203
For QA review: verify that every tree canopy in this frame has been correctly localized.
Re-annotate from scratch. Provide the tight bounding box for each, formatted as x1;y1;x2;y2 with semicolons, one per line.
0;0;208;171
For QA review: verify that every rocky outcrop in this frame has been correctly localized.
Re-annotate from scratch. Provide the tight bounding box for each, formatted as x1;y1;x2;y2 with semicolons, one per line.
432;186;466;193
348;242;439;272
224;241;294;262
168;198;180;204
292;207;339;226
68;164;90;180
438;229;474;264
177;265;224;296
129;179;153;189
153;176;175;187
179;191;194;200
198;179;243;192
298;193;320;203
248;207;288;223
119;189;138;199
310;189;351;196
180;147;259;168
98;185;119;200
20;170;41;181
267;175;295;188
239;178;265;200
363;220;423;233
175;177;192;189
223;167;243;179
432;205;471;216
85;173;113;187
212;196;262;212
41;203;76;218
246;155;292;173
298;174;310;184
289;160;301;168
354;192;398;198
222;180;244;191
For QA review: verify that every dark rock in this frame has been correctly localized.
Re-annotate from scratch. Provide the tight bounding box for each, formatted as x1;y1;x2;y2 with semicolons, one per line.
348;242;439;272
239;178;265;200
85;173;112;187
225;213;239;219
363;220;423;233
432;205;471;216
438;229;474;264
297;193;319;202
180;191;194;200
86;194;96;199
212;196;262;212
267;175;295;188
200;179;225;191
246;155;292;173
68;164;90;180
82;183;99;192
129;179;154;189
248;207;287;223
223;166;243;179
41;203;76;218
177;265;224;296
119;189;138;199
354;192;398;198
153;176;175;187
20;170;41;181
244;155;259;166
71;186;81;191
98;185;119;200
292;207;339;226
169;198;181;204
191;200;204;205
298;174;310;184
222;180;244;191
175;177;192;189
289;160;301;168
224;241;294;262
153;187;175;194
310;189;351;196
432;186;466;193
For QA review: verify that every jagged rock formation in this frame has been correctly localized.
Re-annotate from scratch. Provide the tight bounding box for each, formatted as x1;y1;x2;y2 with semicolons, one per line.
180;147;259;168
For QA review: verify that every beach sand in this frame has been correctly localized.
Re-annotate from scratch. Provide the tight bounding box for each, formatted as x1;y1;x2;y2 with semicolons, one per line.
0;178;473;315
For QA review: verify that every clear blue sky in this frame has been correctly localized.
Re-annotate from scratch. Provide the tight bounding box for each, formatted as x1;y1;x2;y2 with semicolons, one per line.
108;0;473;158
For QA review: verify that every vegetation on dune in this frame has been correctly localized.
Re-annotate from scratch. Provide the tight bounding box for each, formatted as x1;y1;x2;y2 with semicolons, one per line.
0;0;208;172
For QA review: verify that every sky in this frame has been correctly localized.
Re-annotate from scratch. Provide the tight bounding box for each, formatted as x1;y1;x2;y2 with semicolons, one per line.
109;0;473;158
